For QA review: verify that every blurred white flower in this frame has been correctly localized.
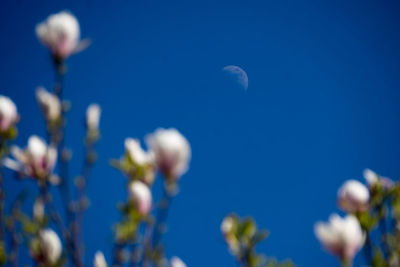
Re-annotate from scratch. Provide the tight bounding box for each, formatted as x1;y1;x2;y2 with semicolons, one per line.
315;214;365;263
39;228;62;264
93;251;107;267
36;11;84;59
364;168;378;186
33;197;45;221
36;87;61;122
0;95;18;132
128;181;152;215
364;168;394;189
3;135;57;179
125;138;152;166
221;215;239;255
170;256;186;267
146;128;191;179
337;180;369;213
86;104;101;132
221;216;235;236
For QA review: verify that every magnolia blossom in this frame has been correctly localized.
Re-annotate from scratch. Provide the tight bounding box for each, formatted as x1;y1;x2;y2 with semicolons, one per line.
86;104;101;132
337;180;369;213
36;87;61;122
170;257;187;267
146;128;191;179
128;181;152;215
315;214;365;263
0;95;18;132
93;251;107;267
4;135;57;179
39;229;62;264
36;11;82;59
364;168;394;189
125;138;153;165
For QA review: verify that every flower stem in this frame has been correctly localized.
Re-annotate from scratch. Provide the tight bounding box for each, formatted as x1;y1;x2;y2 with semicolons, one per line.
40;182;83;267
363;231;373;266
73;140;96;263
141;184;173;267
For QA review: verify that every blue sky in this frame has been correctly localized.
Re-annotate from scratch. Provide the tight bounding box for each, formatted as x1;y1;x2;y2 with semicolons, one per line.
1;0;400;266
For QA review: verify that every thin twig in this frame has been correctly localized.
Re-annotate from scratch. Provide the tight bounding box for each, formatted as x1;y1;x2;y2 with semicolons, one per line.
112;243;124;267
141;186;173;267
9;192;24;267
40;182;83;267
363;231;373;266
73;140;96;262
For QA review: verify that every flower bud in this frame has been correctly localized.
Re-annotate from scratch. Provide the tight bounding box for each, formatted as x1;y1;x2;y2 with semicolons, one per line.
0;95;18;132
94;251;107;267
146;128;191;179
33;197;45;222
125;138;152;166
170;257;186;267
364;168;394;189
315;214;365;264
36;87;61;122
6;135;57;179
128;181;152;215
86;104;101;132
39;229;62;264
221;216;235;236
36;11;82;59
337;180;369;213
220;215;240;255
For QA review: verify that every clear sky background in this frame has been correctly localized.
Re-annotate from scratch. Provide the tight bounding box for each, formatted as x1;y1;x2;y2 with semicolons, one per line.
1;0;400;266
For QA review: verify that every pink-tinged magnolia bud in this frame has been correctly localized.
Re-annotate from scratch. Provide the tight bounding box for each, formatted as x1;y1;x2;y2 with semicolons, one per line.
0;95;18;132
36;11;83;59
36;87;61;122
125;138;152;166
128;181;152;215
146;128;191;179
5;135;57;179
364;168;394;189
86;104;101;132
337;180;369;213
315;214;365;264
39;229;62;265
93;251;107;267
170;257;186;267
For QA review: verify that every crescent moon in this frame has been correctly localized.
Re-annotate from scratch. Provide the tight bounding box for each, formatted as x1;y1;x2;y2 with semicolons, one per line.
222;65;248;91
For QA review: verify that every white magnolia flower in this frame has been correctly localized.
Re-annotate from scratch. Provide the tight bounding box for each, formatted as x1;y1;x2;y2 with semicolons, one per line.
128;181;152;215
39;228;62;264
36;87;61;122
337;180;369;213
146;128;191;179
36;11;84;59
86;104;101;132
93;251;107;267
125;138;152;165
364;168;394;189
315;214;365;263
0;95;18;132
170;257;186;267
3;135;57;179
